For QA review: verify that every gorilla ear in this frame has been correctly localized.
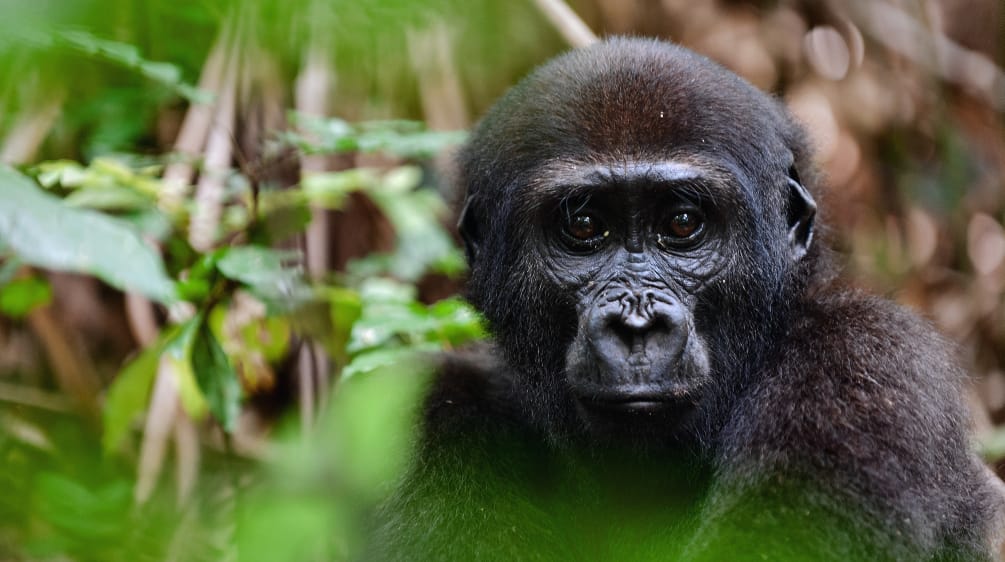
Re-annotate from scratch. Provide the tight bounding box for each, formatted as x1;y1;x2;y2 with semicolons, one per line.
457;197;482;263
785;167;816;261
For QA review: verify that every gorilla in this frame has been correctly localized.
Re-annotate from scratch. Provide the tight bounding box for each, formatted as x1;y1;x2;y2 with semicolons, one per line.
368;37;1005;561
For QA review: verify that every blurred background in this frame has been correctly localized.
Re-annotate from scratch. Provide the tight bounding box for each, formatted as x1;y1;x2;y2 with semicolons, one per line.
0;0;1003;559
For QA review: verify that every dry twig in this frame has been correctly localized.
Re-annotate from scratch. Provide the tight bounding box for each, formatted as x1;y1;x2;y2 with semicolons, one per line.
530;0;598;48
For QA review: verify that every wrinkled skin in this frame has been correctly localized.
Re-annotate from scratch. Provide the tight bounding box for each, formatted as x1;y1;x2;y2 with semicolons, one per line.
367;38;1005;561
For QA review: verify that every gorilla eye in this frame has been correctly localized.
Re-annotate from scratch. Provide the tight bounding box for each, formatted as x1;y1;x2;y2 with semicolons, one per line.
669;212;702;238
658;210;705;250
561;212;607;251
568;214;599;240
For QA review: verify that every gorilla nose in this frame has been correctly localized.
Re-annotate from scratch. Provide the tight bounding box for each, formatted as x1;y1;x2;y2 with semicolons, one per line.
603;290;687;355
618;292;660;331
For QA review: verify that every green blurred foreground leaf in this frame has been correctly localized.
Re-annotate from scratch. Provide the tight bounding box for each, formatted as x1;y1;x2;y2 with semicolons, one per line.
0;165;177;303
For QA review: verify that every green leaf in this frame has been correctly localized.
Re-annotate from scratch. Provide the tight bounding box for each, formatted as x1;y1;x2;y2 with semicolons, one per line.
35;160;89;188
101;330;175;454
63;185;152;210
330;355;433;497
327;287;362;364
0;166;177;303
343;167;460;282
0;276;52;318
341;345;438;382
55;30;209;103
345;280;484;357
258;197;312;243
300;169;376;207
428;298;487;345
215;246;307;307
286;115;466;159
164;317;208;419
191;320;242;433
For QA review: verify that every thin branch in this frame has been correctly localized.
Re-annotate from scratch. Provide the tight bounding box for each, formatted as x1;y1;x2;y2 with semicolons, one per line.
0;93;64;165
135;357;180;504
188;16;242;252
173;412;200;507
530;0;598;49
296;343;317;434
160;31;229;209
408;21;469;132
125;292;160;347
0;381;73;412
295;46;334;280
1;412;53;451
27;304;102;420
294;39;336;424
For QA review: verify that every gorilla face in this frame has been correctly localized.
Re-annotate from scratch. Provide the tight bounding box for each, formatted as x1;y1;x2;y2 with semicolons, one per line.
517;158;813;440
458;39;817;444
539;163;719;423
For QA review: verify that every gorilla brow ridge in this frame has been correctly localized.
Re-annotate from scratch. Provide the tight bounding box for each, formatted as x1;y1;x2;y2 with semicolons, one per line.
519;161;736;219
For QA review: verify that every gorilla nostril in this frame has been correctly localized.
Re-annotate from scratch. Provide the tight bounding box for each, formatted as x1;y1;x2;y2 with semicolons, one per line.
609;307;666;349
621;310;653;332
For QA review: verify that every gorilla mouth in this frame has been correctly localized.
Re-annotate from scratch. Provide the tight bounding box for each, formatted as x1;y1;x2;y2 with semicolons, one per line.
582;396;672;414
573;384;702;415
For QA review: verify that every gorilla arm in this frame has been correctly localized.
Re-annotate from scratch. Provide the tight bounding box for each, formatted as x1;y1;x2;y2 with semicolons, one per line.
686;291;1005;562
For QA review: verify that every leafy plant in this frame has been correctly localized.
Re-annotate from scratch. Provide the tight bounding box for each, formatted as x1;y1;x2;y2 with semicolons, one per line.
0;107;475;559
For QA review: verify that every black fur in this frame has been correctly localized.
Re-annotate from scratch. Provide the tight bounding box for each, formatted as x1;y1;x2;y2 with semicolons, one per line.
369;38;1005;561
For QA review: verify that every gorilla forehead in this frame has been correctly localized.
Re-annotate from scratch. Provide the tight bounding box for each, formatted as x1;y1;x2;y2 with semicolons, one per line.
460;37;794;198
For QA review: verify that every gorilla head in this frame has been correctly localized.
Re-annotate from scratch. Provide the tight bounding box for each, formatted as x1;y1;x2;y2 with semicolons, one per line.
456;38;818;446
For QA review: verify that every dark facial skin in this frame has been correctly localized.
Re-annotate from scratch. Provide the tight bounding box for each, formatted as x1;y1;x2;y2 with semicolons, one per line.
538;159;816;437
367;37;1005;562
538;162;720;429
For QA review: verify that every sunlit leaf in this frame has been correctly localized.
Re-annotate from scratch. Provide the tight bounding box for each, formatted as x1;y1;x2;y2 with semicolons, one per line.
0;166;177;303
63;186;152;210
0;275;52;318
216;246;308;309
346;280;484;357
300;169;376;208
285;114;465;159
35;160;89;188
428;297;487;345
341;345;438;383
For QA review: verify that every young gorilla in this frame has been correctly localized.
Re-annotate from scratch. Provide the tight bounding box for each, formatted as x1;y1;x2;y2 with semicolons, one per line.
370;38;1005;561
